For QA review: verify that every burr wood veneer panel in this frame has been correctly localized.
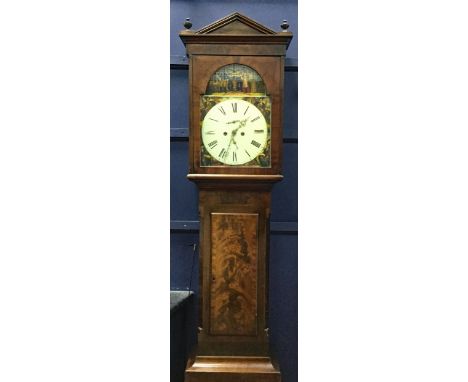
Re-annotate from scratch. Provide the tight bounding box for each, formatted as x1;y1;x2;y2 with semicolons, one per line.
209;212;258;336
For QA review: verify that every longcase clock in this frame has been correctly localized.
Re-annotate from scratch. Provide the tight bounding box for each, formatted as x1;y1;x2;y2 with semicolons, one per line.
179;13;292;382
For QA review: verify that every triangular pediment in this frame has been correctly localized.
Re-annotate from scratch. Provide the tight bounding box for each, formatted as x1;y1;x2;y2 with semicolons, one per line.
196;12;276;35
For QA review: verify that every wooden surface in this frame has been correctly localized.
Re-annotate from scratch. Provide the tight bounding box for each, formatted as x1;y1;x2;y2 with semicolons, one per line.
195;12;276;35
185;355;281;382
196;189;270;356
180;12;291;381
187;174;282;192
180;12;292;50
210;213;258;336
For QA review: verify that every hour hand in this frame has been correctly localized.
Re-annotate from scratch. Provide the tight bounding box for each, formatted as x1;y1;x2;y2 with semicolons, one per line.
226;120;240;124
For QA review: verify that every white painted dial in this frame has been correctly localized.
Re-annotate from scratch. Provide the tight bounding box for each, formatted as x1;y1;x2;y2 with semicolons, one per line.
201;99;268;165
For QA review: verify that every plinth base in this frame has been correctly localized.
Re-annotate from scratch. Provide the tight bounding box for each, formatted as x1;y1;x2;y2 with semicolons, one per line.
185;355;281;382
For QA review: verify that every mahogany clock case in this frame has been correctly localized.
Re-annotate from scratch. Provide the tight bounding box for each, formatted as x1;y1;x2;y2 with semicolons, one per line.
170;3;298;382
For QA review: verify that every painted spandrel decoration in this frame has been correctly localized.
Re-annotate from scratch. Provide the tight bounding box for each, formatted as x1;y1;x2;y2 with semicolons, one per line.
210;213;258;336
200;64;272;168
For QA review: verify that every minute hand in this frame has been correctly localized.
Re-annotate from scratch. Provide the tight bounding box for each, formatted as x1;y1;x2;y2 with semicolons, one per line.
232;117;249;134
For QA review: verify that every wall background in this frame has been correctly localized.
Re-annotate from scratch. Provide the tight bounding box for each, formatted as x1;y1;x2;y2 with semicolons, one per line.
170;1;298;382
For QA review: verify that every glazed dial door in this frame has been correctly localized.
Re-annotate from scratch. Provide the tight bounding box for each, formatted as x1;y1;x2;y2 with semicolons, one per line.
201;99;268;166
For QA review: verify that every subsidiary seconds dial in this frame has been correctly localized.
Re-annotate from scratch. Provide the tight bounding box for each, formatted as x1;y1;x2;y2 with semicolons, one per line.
201;99;268;165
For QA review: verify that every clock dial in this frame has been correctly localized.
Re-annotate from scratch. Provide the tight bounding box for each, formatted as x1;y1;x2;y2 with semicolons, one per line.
201;99;268;166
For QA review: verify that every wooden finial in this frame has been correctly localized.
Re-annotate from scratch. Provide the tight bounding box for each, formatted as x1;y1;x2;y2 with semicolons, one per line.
184;17;192;30
280;19;289;32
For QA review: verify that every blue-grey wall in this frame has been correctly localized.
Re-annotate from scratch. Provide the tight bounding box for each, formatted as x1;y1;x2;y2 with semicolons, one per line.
170;1;297;381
